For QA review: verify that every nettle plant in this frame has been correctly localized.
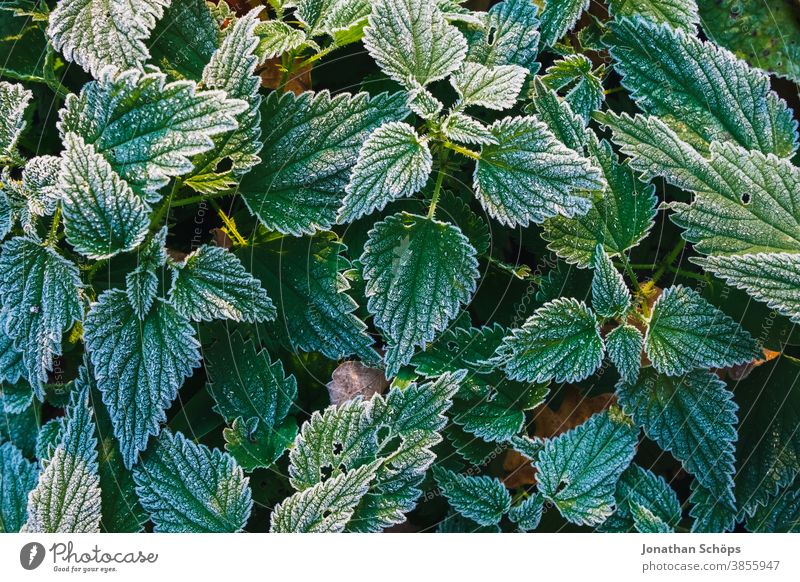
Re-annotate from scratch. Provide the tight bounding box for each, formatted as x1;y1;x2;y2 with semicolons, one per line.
0;0;798;534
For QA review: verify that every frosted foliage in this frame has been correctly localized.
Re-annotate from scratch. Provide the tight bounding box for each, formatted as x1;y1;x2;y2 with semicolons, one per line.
0;441;38;532
59;68;246;199
474;116;605;227
294;0;337;33
83;290;201;468
617;369;737;508
125;268;158;319
406;85;443;120
60;133;150;260
169;245;275;323
323;0;372;36
591;245;631;318
0;320;25;385
441;113;497;146
0;81;32;164
541;55;604;122
497;298;604;384
645;285;759;376
48;0;172;77
255;21;307;60
361;213;479;377
451;62;527;111
465;0;540;73
133;430;252;532
508;493;544;531
608;0;699;31
21;156;61;217
529;78;587;152
363;0;467;88
24;379;101;533
433;467;511;526
609;464;681;532
536;411;637;526
238;90;407;235
539;0;589;47
0;238;82;396
689;481;736;532
605;324;642;383
609;17;798;157
339;122;432;222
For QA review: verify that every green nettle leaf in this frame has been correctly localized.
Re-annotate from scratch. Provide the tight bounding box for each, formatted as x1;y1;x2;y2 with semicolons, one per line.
19;156;62;218
605;324;643;383
432;467;512;527
0;238;83;395
536;410;638;526
238;90;407;235
599;112;800;322
148;0;219;81
24;378;101;533
645;285;759;376
609;0;699;32
59;67;246;199
497;298;604;384
0;191;11;241
126;228;167;320
84;290;201;468
698;0;800;83
254;21;307;61
591;245;631;319
323;0;371;43
441;113;497;146
363;0;467;89
406;85;444;120
47;0;172;77
294;0;337;35
617;369;737;508
541;55;604;122
0;441;38;532
465;0;540;73
0;381;32;413
284;371;462;532
248;233;379;363
0;81;31;165
1;327;27;386
169;245;275;323
59;133;150;260
508;493;544;532
133;430;252;532
746;477;800;533
361;212;479;377
608;17;798;157
339;122;433;223
271;463;378;533
204;331;298;470
36;418;65;464
688;481;737;533
451;62;527;111
603;464;681;533
412;324;506;377
475;116;604;227
539;0;589;47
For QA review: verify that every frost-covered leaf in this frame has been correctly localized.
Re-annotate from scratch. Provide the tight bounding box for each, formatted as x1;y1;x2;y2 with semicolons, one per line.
441;113;497;146
591;245;630;319
363;0;467;89
508;493;544;531
609;0;699;32
248;233;378;363
205;330;297;470
0;328;26;388
433;467;511;526
271;463;378;533
48;0;171;77
148;0;219;81
465;0;541;73
133;430;252;532
412;324;506;377
406;85;443;120
698;0;800;83
474;116;604;227
0;238;82;396
20;156;61;217
361;212;478;377
689;481;737;532
541;55;604;122
323;0;371;43
0;81;31;165
125;229;166;319
0;190;11;241
539;0;589;47
617;368;737;507
604;464;681;533
746;477;800;533
59;67;246;199
24;378;101;533
605;324;642;383
645;285;759;376
238;90;407;235
536;410;638;526
607;17;798;157
254;20;307;60
339;122;432;223
84;290;201;468
0;381;32;414
497;298;604;384
0;441;38;532
451;62;527;111
169;245;275;323
59;133;150;260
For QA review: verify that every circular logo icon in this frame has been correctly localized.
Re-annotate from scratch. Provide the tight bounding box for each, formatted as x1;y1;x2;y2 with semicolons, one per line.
20;542;46;570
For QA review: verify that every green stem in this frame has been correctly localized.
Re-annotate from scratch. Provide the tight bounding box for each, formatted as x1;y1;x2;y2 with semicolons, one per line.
150;178;182;230
209;199;247;247
427;150;450;219
298;43;338;68
618;252;641;294
644;239;687;292
442;141;480;160
170;187;233;209
46;205;62;246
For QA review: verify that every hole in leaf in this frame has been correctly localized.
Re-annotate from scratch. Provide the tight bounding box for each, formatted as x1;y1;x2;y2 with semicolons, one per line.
321;465;333;480
332;442;343;455
215;157;233;174
487;27;497;46
741;192;751;204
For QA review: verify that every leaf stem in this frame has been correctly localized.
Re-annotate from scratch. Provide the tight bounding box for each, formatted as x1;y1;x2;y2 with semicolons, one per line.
209;199;247;247
642;239;686;294
45;205;62;246
618;252;641;294
442;140;480;160
427;150;450;219
171;187;233;209
150;178;182;230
